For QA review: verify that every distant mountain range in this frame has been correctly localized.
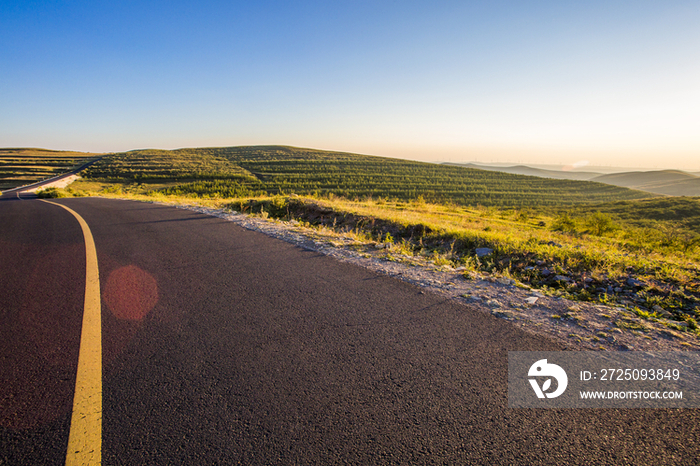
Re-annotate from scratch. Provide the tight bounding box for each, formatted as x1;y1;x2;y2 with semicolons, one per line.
590;170;700;197
446;163;700;197
452;163;600;181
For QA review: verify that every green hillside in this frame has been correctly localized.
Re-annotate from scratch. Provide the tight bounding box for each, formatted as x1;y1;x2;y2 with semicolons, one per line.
83;146;656;208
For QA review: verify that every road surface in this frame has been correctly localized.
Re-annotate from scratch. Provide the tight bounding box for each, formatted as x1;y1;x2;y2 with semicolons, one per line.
1;195;698;465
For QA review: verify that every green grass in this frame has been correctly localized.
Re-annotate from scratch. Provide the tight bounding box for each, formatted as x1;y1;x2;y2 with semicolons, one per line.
548;205;700;258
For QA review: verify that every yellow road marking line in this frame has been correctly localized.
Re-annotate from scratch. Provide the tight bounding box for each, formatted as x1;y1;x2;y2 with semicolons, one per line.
42;200;102;466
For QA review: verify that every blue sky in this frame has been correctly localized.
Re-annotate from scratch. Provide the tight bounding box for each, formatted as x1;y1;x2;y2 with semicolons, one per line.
2;1;699;169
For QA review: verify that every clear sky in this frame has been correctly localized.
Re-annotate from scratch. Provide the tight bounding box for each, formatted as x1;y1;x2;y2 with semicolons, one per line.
2;1;699;170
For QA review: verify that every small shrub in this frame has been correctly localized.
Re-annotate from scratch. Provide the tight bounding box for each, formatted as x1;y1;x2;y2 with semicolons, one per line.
551;212;577;233
586;212;617;236
103;185;124;195
36;187;68;198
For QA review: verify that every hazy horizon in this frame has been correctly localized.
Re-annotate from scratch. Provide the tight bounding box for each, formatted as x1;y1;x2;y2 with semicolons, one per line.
2;1;698;171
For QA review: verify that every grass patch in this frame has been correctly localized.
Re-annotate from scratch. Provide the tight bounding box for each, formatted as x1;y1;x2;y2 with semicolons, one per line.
615;320;650;332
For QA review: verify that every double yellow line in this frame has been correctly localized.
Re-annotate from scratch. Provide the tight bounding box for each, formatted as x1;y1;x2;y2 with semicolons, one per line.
42;200;102;465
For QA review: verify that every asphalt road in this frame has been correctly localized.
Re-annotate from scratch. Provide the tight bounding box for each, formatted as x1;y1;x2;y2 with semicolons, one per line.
1;195;699;465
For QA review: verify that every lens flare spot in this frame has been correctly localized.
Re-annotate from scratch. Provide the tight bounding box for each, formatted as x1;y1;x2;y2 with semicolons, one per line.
104;265;158;321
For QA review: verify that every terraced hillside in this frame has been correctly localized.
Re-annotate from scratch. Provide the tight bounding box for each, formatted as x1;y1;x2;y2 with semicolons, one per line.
83;146;657;208
0;148;100;190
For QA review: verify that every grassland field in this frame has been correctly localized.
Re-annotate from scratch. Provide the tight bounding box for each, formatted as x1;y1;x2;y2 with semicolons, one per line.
23;145;700;335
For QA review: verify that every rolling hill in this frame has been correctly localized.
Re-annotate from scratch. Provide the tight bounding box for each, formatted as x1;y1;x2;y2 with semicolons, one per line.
80;145;657;208
448;162;700;197
448;163;600;181
591;170;700;197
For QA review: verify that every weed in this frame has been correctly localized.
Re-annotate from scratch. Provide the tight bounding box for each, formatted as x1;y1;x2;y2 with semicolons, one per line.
384;232;394;245
633;307;661;320
616;321;649;332
664;322;687;332
597;293;617;306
